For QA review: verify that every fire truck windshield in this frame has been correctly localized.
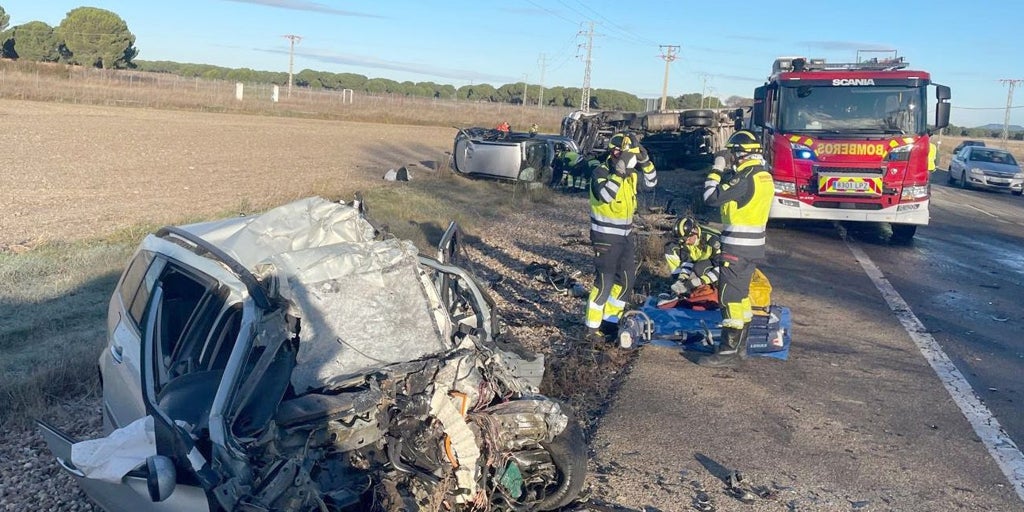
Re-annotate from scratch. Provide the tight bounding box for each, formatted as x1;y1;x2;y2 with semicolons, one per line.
778;85;927;135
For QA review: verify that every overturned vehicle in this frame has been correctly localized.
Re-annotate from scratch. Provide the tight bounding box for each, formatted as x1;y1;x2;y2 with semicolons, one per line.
451;127;580;186
38;197;586;511
561;108;746;169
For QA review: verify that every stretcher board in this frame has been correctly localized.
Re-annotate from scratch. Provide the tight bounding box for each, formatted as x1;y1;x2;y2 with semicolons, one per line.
638;297;792;360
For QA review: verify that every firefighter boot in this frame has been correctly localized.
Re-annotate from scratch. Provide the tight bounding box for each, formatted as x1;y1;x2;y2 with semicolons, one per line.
738;323;751;360
697;327;743;367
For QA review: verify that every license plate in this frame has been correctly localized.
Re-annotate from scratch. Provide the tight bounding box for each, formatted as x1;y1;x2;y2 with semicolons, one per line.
988;177;1009;184
818;176;882;196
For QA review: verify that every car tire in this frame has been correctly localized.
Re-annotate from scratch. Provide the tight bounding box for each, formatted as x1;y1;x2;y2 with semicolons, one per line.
947;169;955;185
535;414;587;511
959;169;969;189
1013;190;1022;196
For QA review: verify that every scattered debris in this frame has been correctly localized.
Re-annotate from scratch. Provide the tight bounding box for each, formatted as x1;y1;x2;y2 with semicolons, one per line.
383;166;412;181
526;261;587;297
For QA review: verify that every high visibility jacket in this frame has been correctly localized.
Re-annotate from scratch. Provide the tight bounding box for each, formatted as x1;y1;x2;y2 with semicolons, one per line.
666;226;722;285
703;158;774;259
928;142;937;172
589;153;656;242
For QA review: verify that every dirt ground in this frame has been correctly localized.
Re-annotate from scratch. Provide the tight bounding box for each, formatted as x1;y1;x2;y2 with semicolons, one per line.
0;99;456;249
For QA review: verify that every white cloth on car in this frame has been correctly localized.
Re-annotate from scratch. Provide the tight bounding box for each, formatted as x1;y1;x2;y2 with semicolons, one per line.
71;415;156;483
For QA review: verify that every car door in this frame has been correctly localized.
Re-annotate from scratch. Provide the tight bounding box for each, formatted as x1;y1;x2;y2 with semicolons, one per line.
38;278;221;511
102;250;167;432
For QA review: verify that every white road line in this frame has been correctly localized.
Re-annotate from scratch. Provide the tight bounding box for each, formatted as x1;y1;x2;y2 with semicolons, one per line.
965;204;998;218
846;241;1024;503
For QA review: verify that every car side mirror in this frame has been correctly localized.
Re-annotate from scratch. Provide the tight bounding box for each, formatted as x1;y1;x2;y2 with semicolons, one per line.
146;455;177;502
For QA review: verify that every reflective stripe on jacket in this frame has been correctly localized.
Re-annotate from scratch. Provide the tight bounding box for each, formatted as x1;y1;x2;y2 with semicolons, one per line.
590;162;638;239
703;159;774;259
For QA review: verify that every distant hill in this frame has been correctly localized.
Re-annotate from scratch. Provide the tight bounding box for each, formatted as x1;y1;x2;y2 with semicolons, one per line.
975;123;1024;132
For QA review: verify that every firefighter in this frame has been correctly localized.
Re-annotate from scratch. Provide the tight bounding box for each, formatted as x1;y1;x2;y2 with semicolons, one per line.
928;141;937;172
700;130;774;366
665;216;722;297
585;132;657;343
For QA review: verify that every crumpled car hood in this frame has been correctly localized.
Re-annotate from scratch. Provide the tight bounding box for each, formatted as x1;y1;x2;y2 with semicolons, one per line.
181;197;450;393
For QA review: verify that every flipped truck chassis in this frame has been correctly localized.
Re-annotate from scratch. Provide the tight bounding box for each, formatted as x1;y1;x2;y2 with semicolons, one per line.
561;108;746;170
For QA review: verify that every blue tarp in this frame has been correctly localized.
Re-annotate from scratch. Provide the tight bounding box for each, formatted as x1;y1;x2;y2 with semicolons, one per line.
638;297;792;360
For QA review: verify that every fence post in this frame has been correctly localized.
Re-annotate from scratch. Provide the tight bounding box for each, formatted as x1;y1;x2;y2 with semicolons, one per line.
235;82;244;101
272;85;280;103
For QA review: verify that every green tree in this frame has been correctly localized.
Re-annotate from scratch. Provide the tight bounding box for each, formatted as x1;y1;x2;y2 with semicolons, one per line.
57;7;137;68
7;21;61;62
0;5;9;32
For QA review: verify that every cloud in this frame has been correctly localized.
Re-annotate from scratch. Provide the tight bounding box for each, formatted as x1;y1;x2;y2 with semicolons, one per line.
222;0;385;18
258;47;517;83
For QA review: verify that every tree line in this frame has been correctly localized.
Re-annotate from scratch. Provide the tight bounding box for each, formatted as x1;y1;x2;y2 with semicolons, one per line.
0;4;734;111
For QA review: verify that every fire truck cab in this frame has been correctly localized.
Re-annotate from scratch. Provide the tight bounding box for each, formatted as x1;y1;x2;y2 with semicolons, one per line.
750;52;951;242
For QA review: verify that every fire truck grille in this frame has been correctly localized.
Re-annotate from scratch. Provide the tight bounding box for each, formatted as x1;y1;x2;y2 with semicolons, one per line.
814;166;883;176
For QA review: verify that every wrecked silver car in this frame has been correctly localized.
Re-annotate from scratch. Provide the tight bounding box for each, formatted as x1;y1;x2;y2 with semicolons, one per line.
451;127;580;184
37;197;585;511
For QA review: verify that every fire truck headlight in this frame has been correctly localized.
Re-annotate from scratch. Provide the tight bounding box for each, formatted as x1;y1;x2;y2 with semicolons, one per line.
901;185;929;201
885;144;914;162
790;143;816;161
775;181;797;195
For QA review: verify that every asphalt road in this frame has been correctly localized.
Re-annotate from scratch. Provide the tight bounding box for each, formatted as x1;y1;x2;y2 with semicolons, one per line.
584;171;1024;511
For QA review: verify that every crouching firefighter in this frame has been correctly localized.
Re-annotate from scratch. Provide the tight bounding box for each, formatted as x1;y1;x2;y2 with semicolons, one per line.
700;130;774;366
664;216;722;299
585;132;657;343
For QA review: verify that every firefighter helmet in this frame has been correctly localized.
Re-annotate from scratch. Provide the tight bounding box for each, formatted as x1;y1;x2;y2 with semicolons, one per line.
607;133;641;154
676;216;700;240
726;130;762;153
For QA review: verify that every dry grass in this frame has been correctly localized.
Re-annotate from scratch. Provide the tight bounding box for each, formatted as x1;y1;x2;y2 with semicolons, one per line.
935;134;1024;168
0;60;568;131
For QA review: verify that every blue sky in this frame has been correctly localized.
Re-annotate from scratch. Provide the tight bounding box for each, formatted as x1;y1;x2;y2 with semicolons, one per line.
3;0;1021;127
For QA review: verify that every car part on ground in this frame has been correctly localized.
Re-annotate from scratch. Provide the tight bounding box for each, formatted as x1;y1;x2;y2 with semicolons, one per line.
37;197;586;512
451;127;581;187
560;108;745;170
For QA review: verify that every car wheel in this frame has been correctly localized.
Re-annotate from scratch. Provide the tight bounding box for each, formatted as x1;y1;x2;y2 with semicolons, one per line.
535;416;587;511
959;169;969;189
1013;190;1022;196
947;168;955;185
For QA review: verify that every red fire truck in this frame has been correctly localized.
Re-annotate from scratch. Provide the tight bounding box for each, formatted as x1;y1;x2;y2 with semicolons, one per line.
750;52;951;242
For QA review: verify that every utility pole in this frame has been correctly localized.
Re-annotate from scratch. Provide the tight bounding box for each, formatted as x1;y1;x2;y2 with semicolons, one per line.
658;45;679;112
578;21;594;113
699;73;710;108
282;34;302;98
537;53;547;109
522;73;529;109
999;79;1021;146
